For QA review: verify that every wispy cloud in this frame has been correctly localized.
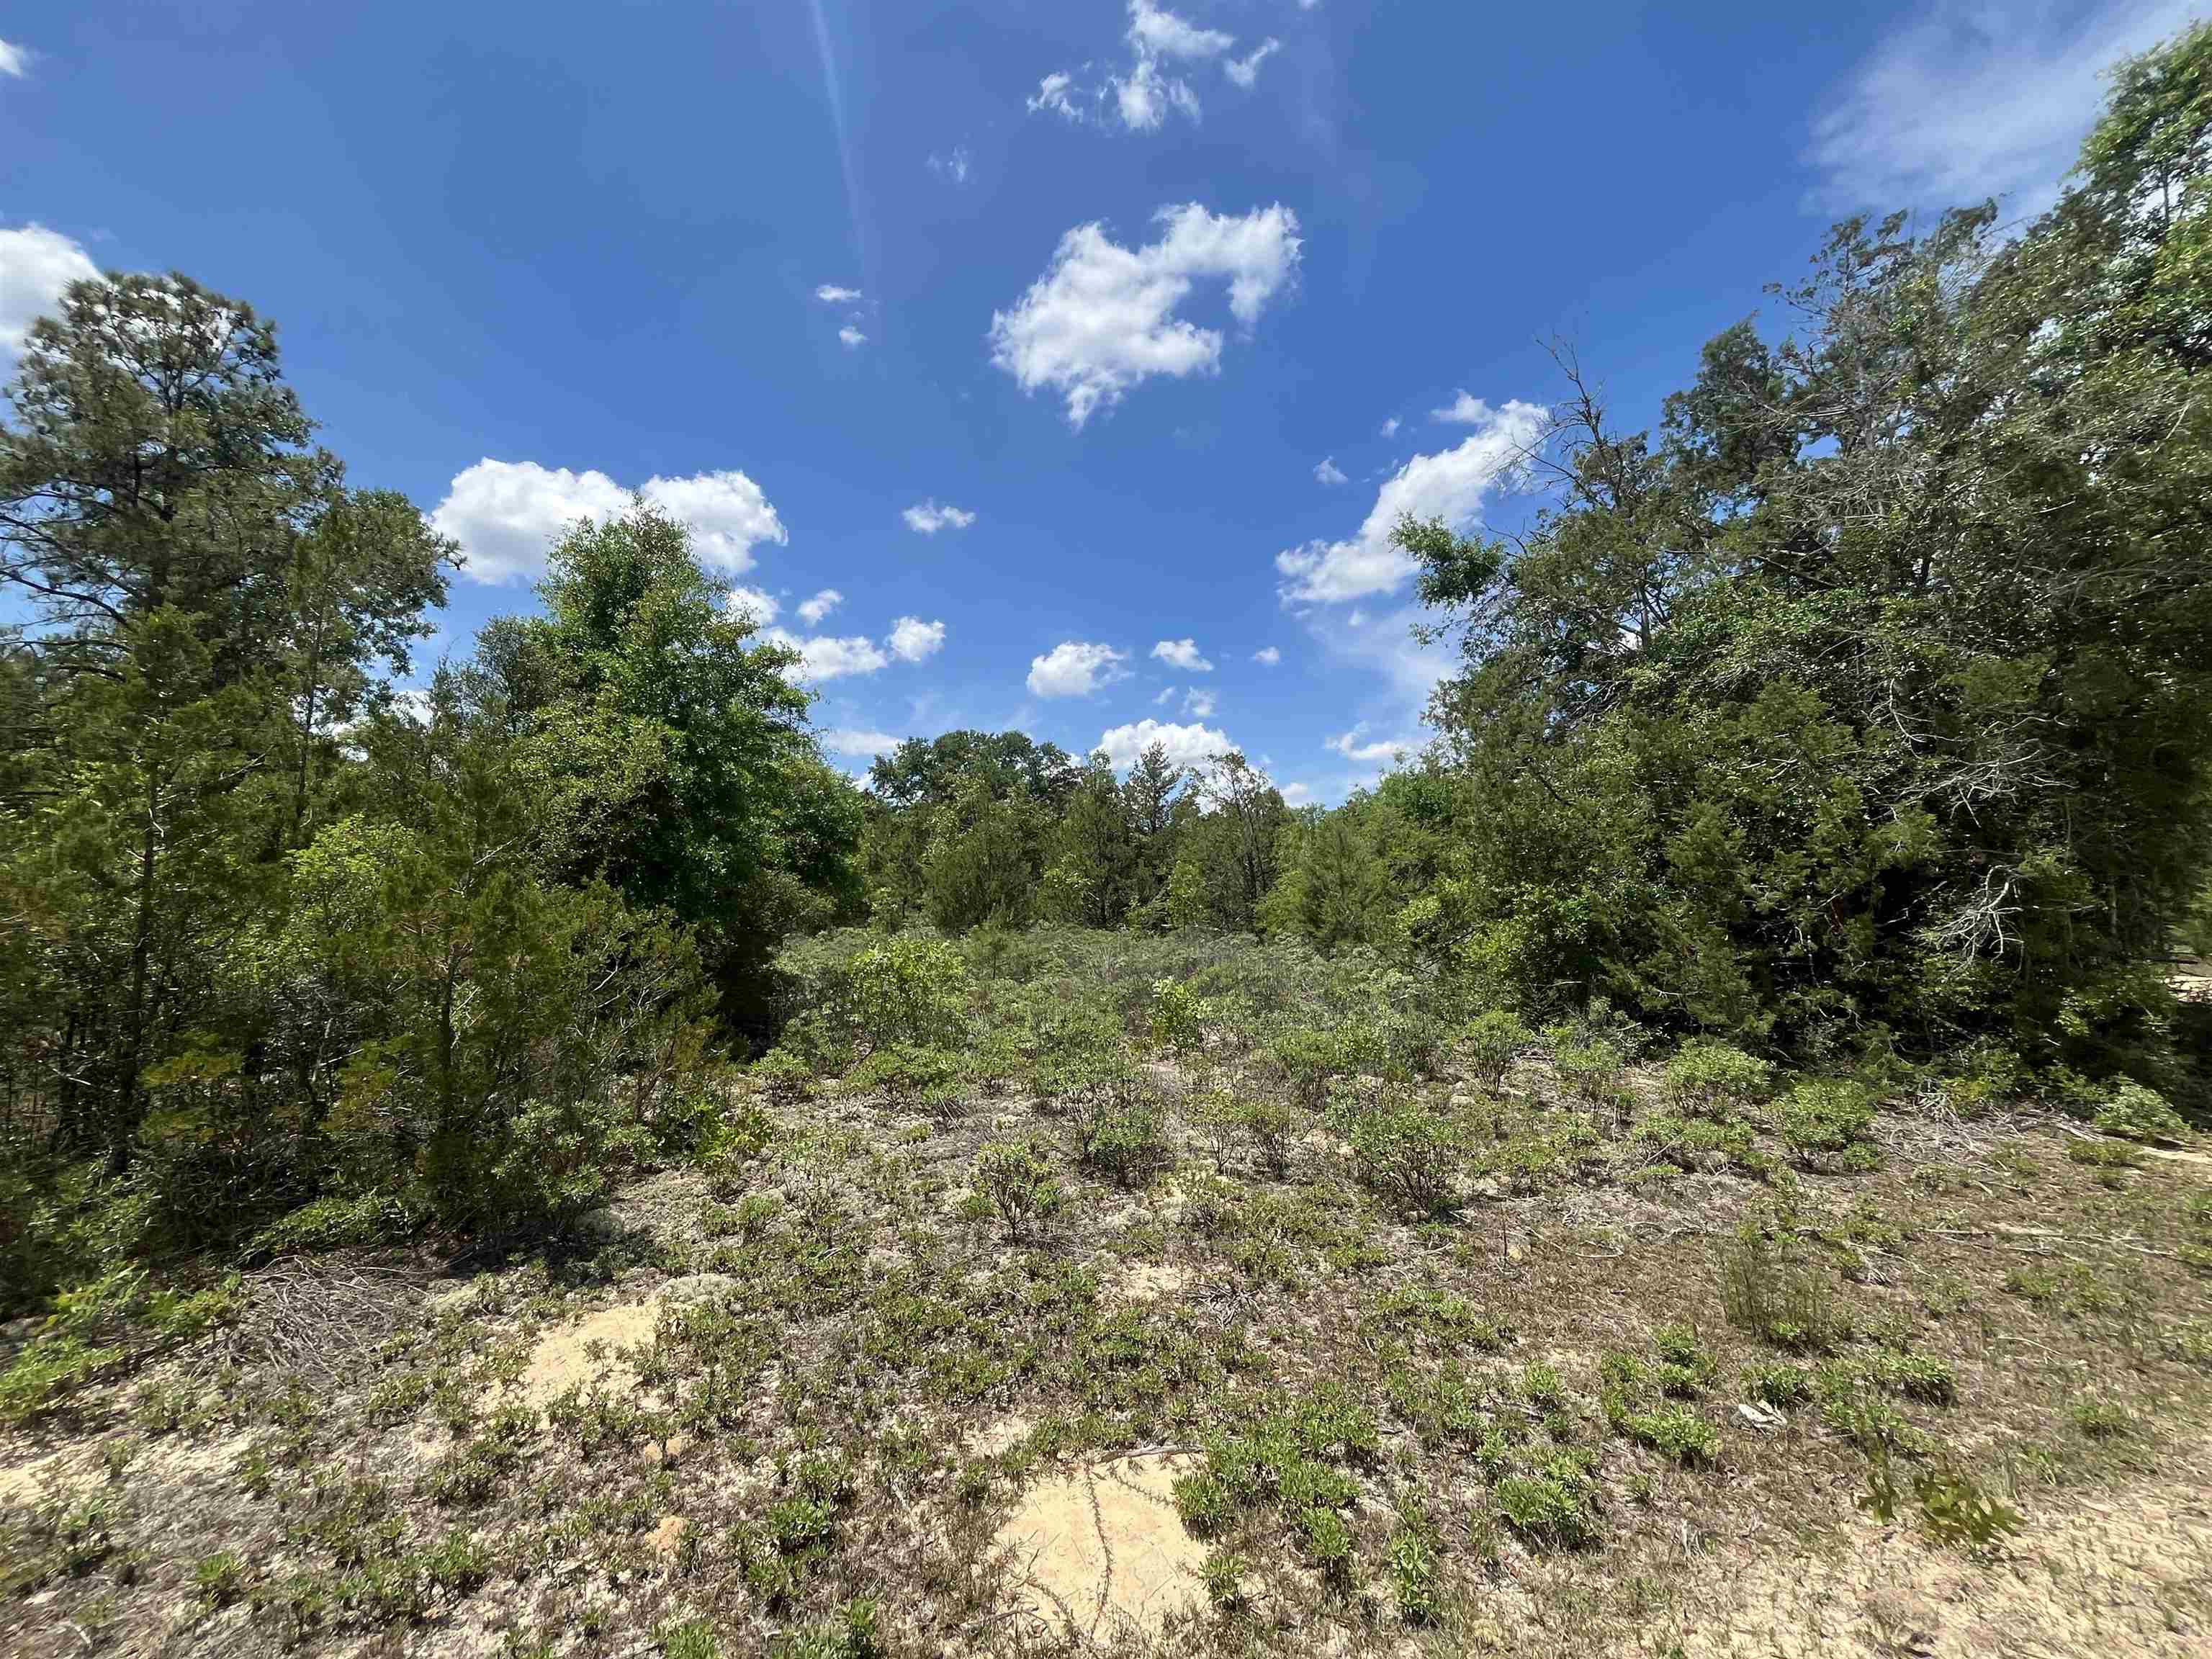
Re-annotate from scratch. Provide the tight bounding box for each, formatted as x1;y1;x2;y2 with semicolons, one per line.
1807;1;2202;214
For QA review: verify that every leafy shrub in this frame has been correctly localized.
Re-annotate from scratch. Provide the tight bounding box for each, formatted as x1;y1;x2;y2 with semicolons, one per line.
1744;1362;1809;1406
1867;1347;1956;1405
1552;1039;1626;1107
1148;977;1215;1056
194;1549;248;1608
1347;1092;1468;1215
1075;1087;1173;1185
840;934;971;1049
1777;1078;1879;1168
1621;1403;1719;1465
1460;1009;1534;1087
1632;1112;1760;1171
962;1140;1064;1240
244;1191;417;1262
773;1599;884;1659
1269;1029;1352;1112
1200;1549;1251;1611
1861;1452;2022;1554
2093;1080;2189;1145
1662;1040;1771;1115
752;1046;817;1104
845;1043;966;1119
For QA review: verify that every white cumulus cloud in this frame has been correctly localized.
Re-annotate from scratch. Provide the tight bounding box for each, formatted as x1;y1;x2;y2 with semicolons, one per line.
886;616;946;662
903;500;976;535
1028;640;1130;698
1252;646;1281;666
1275;397;1544;605
989;202;1301;428
728;585;781;624
1431;389;1501;424
1183;688;1217;718
822;727;903;758
1028;71;1084;121
0;38;29;79
1328;725;1410;763
1028;2;1280;136
1807;0;2203;215
797;588;842;626
815;284;863;304
1096;717;1234;773
837;325;867;349
767;629;889;682
1379;415;1401;437
1313;455;1348;486
433;459;786;586
1151;638;1213;673
1;223;100;367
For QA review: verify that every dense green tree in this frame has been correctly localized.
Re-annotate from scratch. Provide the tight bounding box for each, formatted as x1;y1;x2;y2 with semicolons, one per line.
470;505;862;1016
1407;24;2212;1066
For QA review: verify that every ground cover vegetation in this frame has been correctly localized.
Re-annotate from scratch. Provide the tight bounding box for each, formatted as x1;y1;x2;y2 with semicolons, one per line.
4;23;2212;1659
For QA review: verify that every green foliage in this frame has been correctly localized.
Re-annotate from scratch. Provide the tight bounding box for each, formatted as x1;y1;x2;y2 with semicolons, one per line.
1493;1451;1600;1548
840;934;972;1049
1777;1079;1880;1169
846;1043;967;1120
1148;976;1215;1056
1718;1233;1849;1352
1552;1038;1626;1107
1663;1040;1771;1115
1460;1010;1534;1087
963;1139;1065;1240
1346;1090;1469;1215
1074;1085;1174;1186
2092;1079;2190;1144
1860;1452;2023;1555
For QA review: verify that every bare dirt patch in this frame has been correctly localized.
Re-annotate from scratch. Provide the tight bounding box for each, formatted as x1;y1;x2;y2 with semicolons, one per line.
994;1451;1208;1642
1686;1438;2212;1658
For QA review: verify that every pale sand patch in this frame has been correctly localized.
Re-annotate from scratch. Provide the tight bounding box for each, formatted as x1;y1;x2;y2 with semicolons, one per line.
647;1514;688;1557
515;1274;736;1410
1682;1449;2212;1658
0;1449;68;1511
1114;1261;1192;1302
996;1452;1206;1642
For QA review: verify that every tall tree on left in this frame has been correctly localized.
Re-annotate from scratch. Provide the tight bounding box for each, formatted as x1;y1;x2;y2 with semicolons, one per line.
0;272;452;1171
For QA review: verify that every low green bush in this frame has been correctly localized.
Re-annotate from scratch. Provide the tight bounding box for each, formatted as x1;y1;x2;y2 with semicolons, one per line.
1778;1078;1879;1169
2093;1080;2189;1145
1662;1040;1771;1115
1460;1010;1534;1087
1347;1092;1468;1215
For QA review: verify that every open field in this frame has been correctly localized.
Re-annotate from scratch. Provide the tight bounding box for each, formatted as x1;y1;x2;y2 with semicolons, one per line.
5;932;2210;1658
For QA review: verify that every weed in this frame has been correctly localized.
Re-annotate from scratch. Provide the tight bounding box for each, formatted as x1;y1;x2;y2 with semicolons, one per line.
1460;1010;1534;1087
1777;1079;1879;1168
1744;1362;1810;1406
1201;1548;1251;1611
1662;1040;1771;1115
1718;1233;1848;1352
1388;1505;1442;1624
194;1548;248;1608
1347;1089;1469;1215
1494;1451;1599;1548
2092;1080;2189;1145
961;1139;1064;1240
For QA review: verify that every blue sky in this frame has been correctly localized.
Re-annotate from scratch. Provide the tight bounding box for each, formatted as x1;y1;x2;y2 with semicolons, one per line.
3;1;2198;801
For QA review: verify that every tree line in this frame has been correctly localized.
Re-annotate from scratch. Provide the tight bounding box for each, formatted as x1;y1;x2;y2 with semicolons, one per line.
4;24;2208;1298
